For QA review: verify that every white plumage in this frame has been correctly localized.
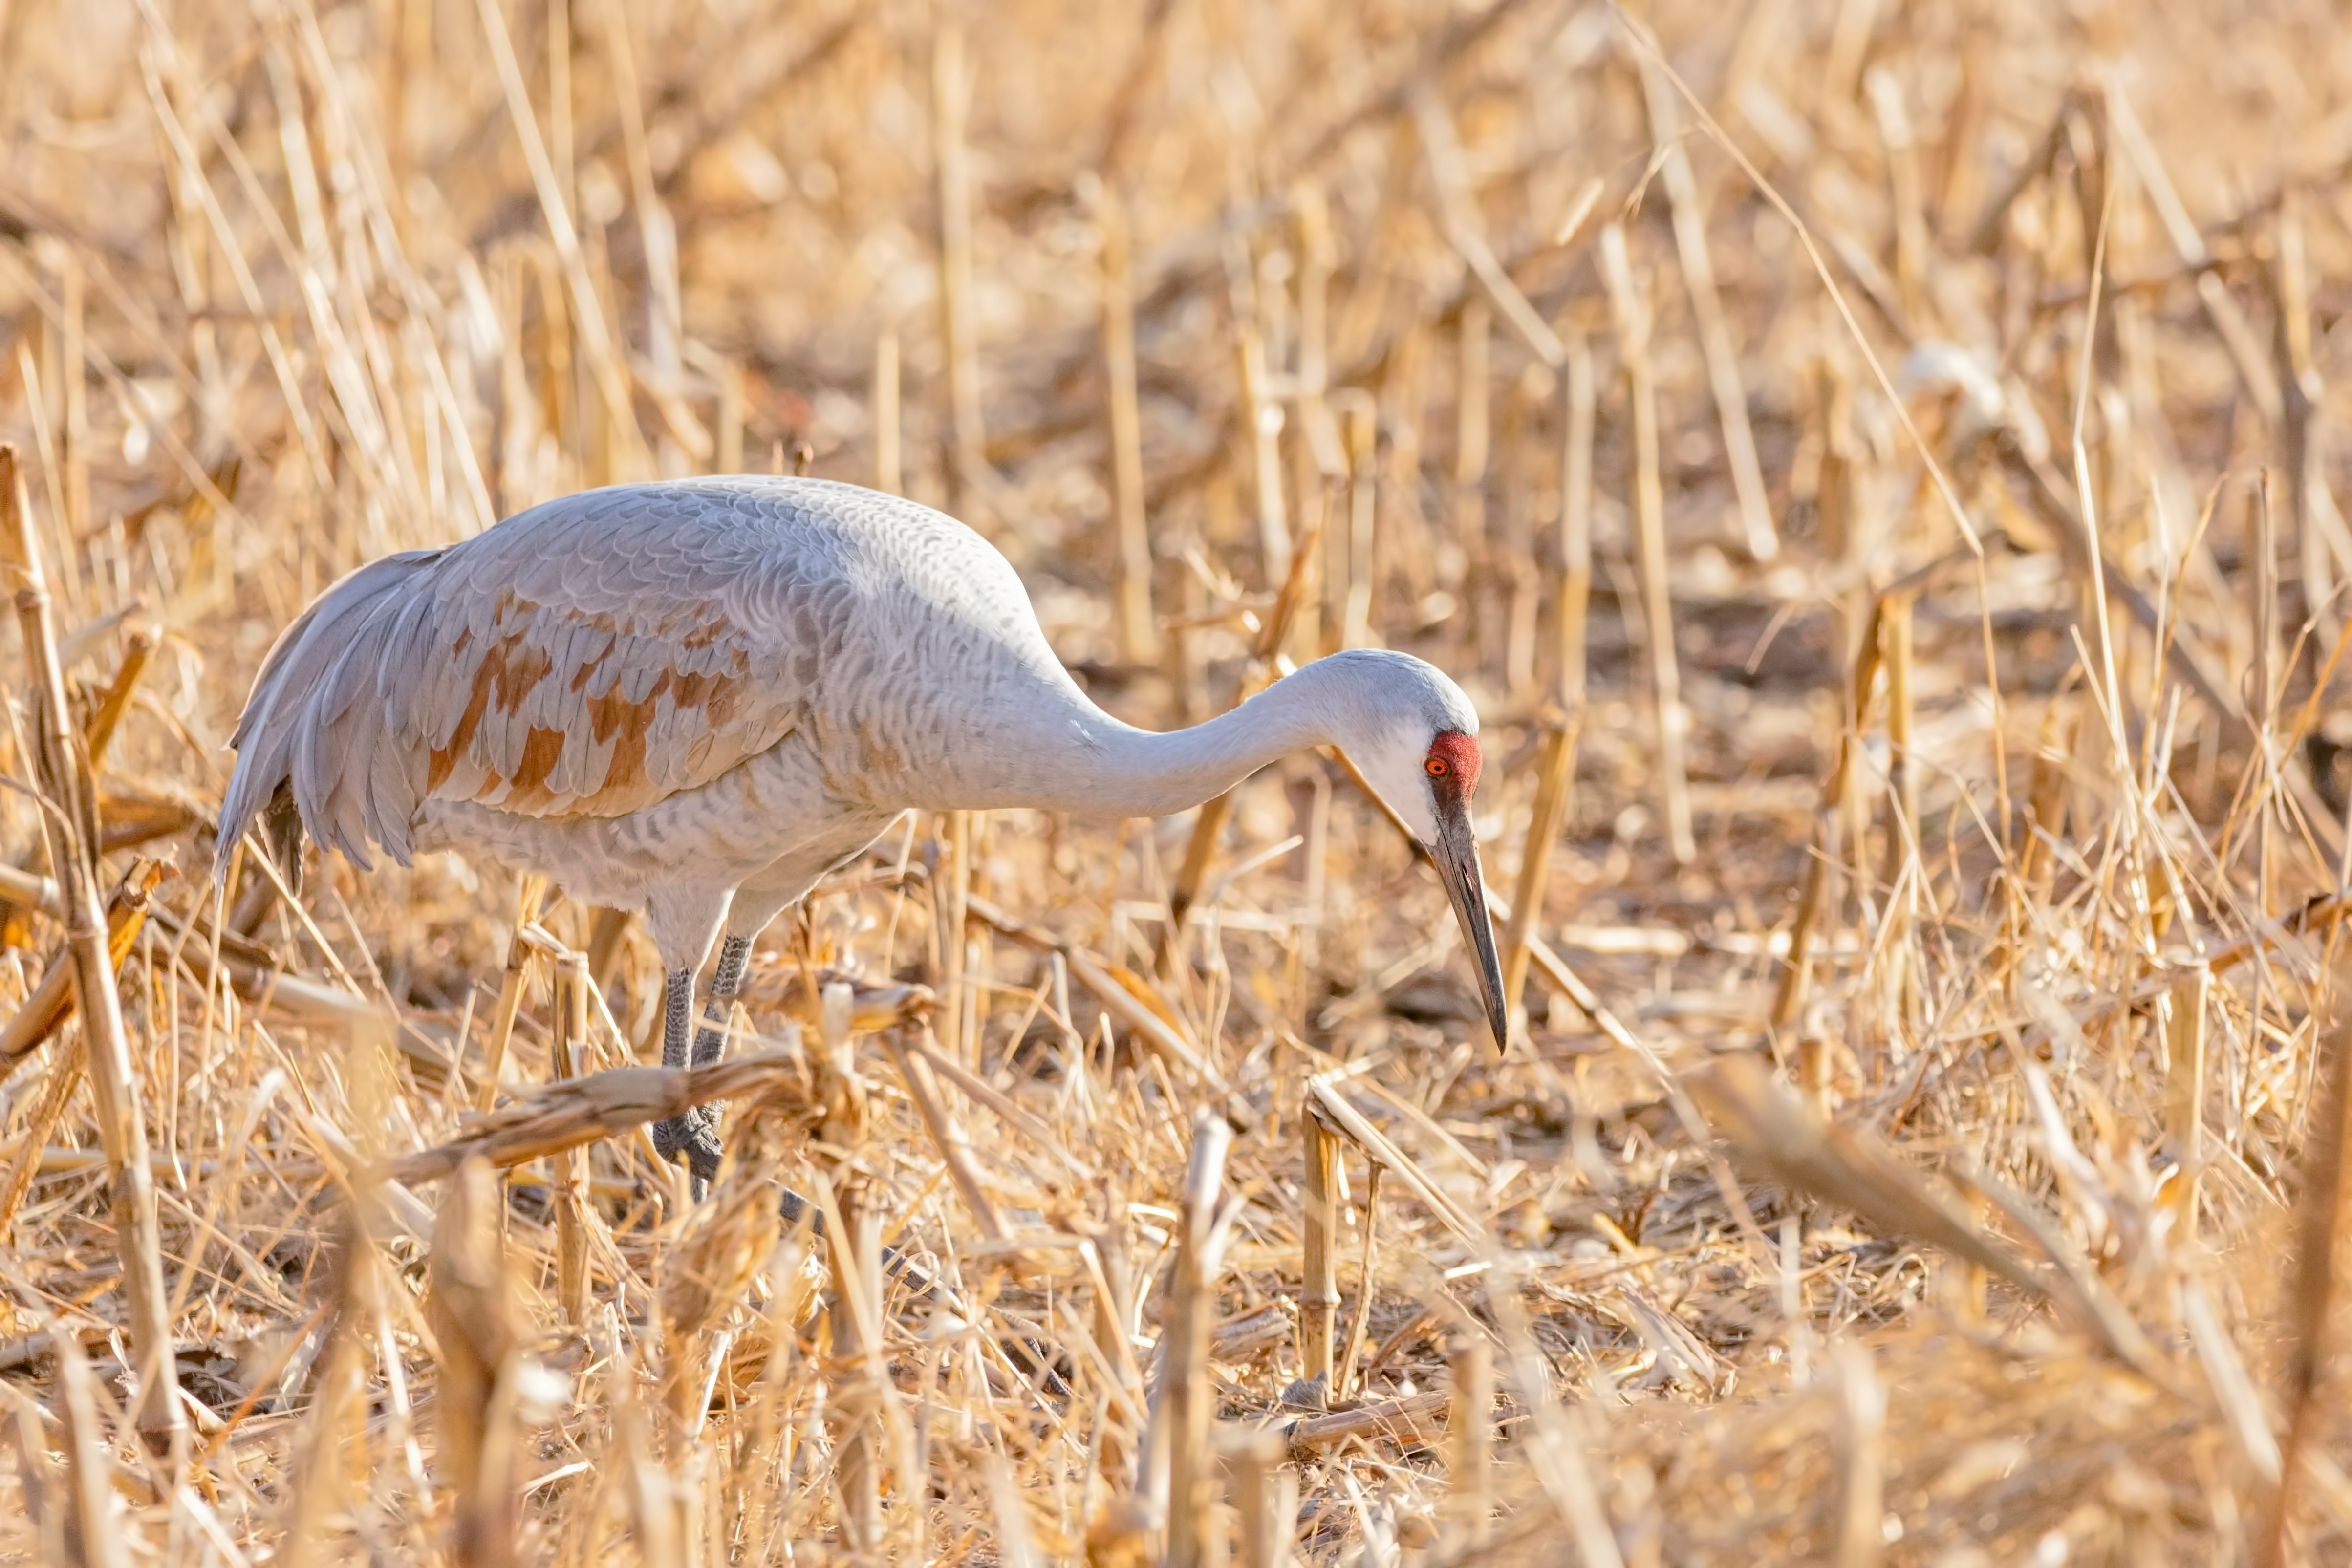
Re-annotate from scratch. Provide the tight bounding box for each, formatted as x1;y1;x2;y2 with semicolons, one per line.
218;476;1505;1178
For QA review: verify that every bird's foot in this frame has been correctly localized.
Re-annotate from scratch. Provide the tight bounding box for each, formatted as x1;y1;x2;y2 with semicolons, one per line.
1280;1372;1332;1412
651;1105;723;1191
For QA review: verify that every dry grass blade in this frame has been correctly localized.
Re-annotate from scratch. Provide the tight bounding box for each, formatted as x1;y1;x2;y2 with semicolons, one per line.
1100;188;1158;667
1636;48;1776;563
385;1052;813;1185
0;859;162;1079
0;446;180;1455
1500;715;1578;1031
0;860;61;919
49;1319;128;1568
1283;1391;1449;1459
79;627;153;770
1943;1160;2184;1391
1220;1424;1292;1568
471;0;646;473
473;878;543;1112
426;1160;519;1568
0;862;167;1236
7;3;2352;1561
1411;81;1564;369
662;1112;782;1434
2163;967;2210;1237
1599;224;1695;865
973;893;1237;1101
1686;1054;2171;1381
899;1030;1090;1176
1831;1342;1886;1568
1298;1104;1341;1400
1;1380;64;1564
933;23;988;516
1771;594;1885;1035
1163;1109;1234;1568
2256;974;2352;1566
275;1208;372;1568
882;1027;1007;1240
1336;1163;1381;1401
1307;1073;1480;1244
549;951;592;1325
808;982;903;1555
2104;82;2285;425
763;969;937;1033
1447;1332;1493;1550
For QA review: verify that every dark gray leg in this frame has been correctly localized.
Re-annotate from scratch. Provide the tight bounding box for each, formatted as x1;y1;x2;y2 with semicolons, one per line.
650;965;722;1185
693;934;753;1069
661;965;694;1070
654;934;755;1202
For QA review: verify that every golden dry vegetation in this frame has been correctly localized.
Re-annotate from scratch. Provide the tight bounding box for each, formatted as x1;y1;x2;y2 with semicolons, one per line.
0;0;2351;1563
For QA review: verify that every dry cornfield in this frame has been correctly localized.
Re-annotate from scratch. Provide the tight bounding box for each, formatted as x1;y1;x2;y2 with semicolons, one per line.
1;0;2351;1562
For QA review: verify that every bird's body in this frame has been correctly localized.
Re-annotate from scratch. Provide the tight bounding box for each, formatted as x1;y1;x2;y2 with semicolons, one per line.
219;477;1505;1178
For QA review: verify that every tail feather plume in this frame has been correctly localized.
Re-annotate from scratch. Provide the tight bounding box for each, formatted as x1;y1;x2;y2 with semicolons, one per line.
261;778;304;898
214;549;442;887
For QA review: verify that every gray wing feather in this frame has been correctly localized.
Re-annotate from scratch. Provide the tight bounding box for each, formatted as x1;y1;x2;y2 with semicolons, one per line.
215;479;881;882
295;622;395;867
216;549;441;879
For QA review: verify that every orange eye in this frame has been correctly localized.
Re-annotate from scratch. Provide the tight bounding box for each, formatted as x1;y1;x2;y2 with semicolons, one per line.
1425;757;1448;777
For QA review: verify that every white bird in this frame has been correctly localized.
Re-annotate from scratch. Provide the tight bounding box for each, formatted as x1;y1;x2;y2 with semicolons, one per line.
216;477;1506;1180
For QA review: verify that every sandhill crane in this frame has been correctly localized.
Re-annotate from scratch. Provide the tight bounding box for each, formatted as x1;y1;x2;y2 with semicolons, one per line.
216;477;1506;1181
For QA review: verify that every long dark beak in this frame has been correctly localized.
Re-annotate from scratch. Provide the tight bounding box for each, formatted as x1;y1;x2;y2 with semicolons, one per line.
1430;803;1510;1053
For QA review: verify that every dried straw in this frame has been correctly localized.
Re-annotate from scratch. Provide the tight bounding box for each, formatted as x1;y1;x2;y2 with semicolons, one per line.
0;4;2348;1563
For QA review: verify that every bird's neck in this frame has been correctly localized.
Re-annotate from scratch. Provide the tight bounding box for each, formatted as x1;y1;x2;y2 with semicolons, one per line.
1022;666;1347;820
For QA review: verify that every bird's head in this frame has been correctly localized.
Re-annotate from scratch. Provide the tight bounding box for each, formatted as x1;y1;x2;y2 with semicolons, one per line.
1319;652;1509;1053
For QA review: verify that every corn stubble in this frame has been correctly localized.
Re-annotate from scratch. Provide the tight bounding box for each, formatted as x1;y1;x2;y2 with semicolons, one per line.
1;0;2351;1562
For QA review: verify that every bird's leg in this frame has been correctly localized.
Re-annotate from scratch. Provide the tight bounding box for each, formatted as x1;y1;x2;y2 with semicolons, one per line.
650;965;723;1187
693;934;753;1070
661;966;695;1071
655;933;756;1202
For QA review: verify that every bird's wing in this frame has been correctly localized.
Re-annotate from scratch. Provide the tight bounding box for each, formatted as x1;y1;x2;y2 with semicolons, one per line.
283;485;829;868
